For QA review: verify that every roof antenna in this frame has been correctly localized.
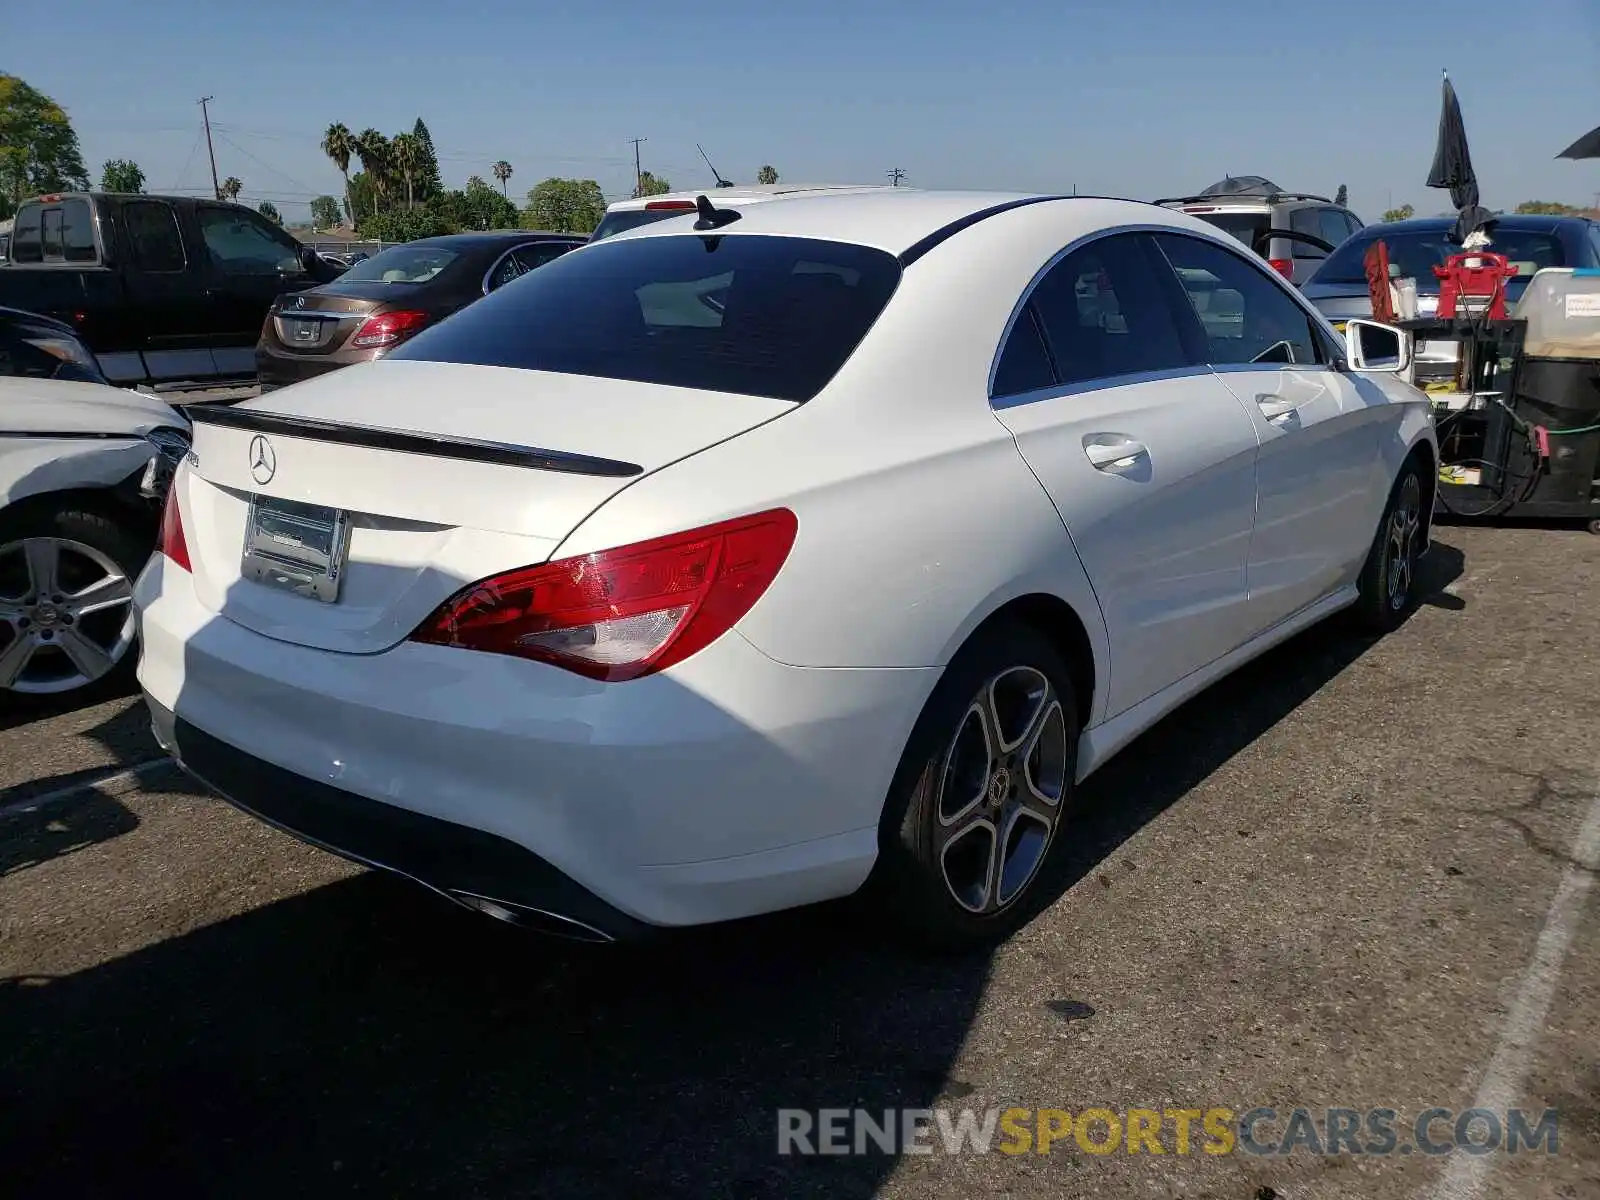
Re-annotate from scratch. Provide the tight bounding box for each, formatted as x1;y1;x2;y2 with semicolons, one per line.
696;143;735;189
694;194;742;231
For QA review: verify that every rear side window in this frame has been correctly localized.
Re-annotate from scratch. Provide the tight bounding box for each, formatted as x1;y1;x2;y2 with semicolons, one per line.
991;306;1056;397
1290;209;1327;260
393;234;901;402
1152;233;1321;366
1026;233;1190;384
513;241;575;271
124;201;186;272
10;205;43;263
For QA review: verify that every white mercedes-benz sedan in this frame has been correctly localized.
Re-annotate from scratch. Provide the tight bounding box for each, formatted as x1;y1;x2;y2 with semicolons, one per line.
136;191;1436;946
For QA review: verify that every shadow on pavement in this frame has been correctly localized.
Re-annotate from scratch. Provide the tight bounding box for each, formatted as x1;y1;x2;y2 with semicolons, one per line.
0;544;1468;1198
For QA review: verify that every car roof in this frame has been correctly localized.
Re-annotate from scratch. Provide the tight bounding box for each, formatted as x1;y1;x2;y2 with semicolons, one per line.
603;184;903;214
398;230;585;250
599;189;1209;259
1356;214;1586;235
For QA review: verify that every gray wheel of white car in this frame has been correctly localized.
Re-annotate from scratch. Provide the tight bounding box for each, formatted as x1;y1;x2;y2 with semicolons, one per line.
871;622;1080;949
0;507;146;702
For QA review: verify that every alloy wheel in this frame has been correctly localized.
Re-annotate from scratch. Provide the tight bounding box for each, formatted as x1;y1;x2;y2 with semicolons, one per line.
0;537;137;694
1385;473;1422;611
934;665;1069;914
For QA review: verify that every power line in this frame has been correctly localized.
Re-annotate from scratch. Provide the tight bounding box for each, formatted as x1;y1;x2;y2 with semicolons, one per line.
212;131;324;196
164;126;205;193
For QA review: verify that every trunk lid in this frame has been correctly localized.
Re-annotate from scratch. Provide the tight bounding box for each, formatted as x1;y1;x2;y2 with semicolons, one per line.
178;359;793;653
268;286;386;355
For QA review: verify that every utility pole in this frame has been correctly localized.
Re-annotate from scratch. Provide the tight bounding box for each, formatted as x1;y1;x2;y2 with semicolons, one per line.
628;137;647;197
199;96;221;200
887;167;906;188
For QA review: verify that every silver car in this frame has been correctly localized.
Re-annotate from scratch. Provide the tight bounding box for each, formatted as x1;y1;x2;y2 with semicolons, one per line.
1156;177;1364;286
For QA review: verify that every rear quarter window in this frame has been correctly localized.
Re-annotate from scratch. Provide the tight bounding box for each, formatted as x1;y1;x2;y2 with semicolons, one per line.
392;234;902;402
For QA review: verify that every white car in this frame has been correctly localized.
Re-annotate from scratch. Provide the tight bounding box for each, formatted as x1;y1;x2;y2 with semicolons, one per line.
136;191;1435;946
2;313;191;700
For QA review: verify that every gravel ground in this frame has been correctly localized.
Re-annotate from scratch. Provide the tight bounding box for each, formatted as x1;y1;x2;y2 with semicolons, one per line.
0;522;1596;1199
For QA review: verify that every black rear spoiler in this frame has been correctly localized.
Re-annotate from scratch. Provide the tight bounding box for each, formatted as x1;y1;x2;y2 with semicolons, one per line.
185;405;643;478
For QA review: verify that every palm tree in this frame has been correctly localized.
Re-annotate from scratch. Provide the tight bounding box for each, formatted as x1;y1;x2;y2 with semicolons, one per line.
321;122;356;226
391;133;420;210
356;129;391;215
757;164;779;185
221;176;243;202
492;160;513;198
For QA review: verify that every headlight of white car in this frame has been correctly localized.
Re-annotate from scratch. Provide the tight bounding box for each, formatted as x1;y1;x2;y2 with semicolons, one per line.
25;335;102;374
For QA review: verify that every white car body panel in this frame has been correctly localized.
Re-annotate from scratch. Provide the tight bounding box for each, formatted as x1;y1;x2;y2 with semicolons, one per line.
137;191;1436;932
1;377;188;507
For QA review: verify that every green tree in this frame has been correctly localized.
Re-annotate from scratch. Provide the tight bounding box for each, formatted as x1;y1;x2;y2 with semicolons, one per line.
464;174;519;228
356;129;392;214
257;200;281;224
100;158;145;193
221;176;243;202
633;170;671;199
1514;200;1580;215
321;122;357;224
360;206;453;243
412;118;443;200
0;73;90;206
309;195;342;229
757;164;779;186
1382;204;1414;223
1334;183;1348;206
523;177;606;233
492;160;513;198
391;132;421;209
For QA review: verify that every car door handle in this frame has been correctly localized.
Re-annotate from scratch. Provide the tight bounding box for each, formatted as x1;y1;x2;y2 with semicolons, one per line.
1256;396;1297;422
1083;437;1149;471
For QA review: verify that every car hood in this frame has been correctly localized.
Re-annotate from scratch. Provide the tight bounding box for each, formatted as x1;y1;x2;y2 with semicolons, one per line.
0;378;190;436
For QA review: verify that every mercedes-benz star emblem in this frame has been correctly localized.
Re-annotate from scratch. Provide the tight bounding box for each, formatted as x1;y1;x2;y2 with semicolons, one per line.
293;295;306;309
249;435;277;485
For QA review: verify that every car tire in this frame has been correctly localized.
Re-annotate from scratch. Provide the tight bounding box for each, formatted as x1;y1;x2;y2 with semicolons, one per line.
0;504;149;706
869;622;1080;951
1351;457;1426;634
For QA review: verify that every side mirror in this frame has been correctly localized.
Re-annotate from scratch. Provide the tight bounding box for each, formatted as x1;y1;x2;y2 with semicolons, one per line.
1343;318;1412;374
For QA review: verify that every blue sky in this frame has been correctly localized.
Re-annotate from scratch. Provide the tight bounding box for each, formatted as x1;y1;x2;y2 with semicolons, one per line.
21;0;1600;224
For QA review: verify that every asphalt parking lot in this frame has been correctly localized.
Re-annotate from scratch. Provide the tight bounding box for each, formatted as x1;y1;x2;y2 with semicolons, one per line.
1;522;1596;1199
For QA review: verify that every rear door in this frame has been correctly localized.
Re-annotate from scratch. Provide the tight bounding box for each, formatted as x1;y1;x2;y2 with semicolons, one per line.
989;231;1263;717
1153;232;1378;627
115;198;215;382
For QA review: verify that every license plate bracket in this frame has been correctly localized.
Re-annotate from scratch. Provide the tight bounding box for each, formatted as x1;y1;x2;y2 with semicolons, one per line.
241;495;352;603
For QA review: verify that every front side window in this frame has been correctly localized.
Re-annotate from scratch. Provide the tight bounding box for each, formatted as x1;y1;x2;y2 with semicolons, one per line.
124;201;186;272
393;234;901;403
1152;233;1321;366
1026;233;1190;385
198;206;303;275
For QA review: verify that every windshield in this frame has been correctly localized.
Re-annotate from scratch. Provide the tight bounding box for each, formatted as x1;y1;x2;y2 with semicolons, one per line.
393;234;902;402
339;244;461;283
1313;228;1566;288
1184;211;1269;250
589;208;694;242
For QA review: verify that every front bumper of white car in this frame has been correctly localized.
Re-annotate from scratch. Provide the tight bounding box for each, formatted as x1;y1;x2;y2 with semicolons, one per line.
136;554;934;937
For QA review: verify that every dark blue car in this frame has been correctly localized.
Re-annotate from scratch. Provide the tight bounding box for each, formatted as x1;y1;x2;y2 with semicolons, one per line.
1303;214;1600;386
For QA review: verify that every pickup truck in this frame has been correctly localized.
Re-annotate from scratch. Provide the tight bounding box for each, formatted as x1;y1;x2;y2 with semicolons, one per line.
0;192;340;389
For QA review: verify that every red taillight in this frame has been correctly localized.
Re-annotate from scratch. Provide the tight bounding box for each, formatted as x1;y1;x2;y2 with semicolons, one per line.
409;509;798;681
158;486;190;572
643;200;696;211
1268;257;1294;279
350;309;430;348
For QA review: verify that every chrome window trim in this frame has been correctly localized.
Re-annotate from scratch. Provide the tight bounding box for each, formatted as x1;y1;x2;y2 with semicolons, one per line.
481;240;579;295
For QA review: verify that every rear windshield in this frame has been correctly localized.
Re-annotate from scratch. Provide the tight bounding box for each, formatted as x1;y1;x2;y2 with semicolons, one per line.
1313;228;1566;284
393;234;901;402
340;244;460;283
1184;210;1269;250
589;208;694;242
